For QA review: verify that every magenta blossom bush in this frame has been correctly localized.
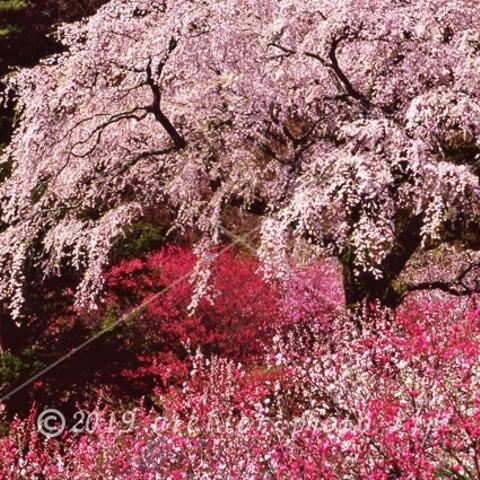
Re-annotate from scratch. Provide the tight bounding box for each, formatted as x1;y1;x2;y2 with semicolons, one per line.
100;246;280;388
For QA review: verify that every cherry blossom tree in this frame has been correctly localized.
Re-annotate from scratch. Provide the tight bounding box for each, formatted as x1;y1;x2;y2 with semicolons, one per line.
1;0;480;323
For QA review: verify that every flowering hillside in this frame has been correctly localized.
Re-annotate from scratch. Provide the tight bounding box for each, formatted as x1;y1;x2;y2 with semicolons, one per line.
1;0;480;478
1;259;479;478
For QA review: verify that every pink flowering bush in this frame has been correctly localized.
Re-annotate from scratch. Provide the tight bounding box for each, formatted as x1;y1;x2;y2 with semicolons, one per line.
267;295;480;478
279;260;344;328
1;0;480;322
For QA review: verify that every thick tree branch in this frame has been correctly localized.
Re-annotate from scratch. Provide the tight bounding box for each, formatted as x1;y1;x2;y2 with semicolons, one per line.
145;38;187;150
270;29;372;112
305;29;372;112
402;260;480;299
382;214;424;280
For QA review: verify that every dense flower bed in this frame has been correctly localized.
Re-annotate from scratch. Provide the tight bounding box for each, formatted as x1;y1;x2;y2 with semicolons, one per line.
1;252;479;479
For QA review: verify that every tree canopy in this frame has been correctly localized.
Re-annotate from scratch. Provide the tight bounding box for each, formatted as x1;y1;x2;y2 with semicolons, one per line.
1;0;480;319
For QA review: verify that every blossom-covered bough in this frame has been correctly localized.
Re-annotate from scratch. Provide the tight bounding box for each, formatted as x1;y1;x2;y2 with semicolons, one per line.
1;0;479;324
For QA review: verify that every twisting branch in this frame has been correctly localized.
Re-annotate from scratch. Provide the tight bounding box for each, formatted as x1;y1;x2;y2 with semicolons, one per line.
304;27;371;112
70;107;149;157
269;27;372;113
145;37;187;150
401;260;480;300
93;146;176;180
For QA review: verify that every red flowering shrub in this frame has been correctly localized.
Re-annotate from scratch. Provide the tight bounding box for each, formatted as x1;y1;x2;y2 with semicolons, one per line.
0;246;282;416
100;246;280;389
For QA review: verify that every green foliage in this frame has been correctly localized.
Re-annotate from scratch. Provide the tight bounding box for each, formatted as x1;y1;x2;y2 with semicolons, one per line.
0;348;45;389
111;222;166;260
436;467;470;479
99;302;144;344
100;302;120;332
0;351;22;385
0;1;28;13
0;24;21;38
0;1;27;40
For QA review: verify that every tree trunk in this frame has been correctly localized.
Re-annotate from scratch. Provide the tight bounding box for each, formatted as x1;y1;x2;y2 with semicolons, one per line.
342;258;399;330
0;314;6;356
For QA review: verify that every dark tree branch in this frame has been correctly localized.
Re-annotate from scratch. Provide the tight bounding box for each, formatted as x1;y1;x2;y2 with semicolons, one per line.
70;107;149;157
270;24;410;117
145;38;187;150
402;260;480;300
304;29;371;112
97;146;177;180
382;214;423;280
270;28;372;113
